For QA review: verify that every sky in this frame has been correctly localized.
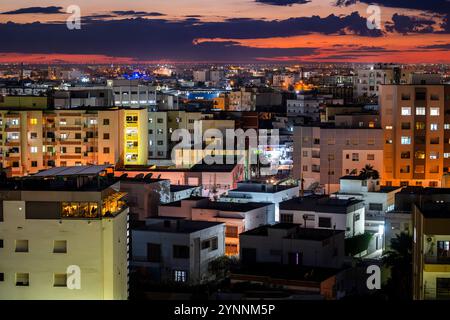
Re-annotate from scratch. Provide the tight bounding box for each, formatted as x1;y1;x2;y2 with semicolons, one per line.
0;0;449;64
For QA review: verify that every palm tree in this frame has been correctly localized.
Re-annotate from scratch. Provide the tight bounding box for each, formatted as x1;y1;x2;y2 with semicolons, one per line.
382;232;413;300
359;164;380;180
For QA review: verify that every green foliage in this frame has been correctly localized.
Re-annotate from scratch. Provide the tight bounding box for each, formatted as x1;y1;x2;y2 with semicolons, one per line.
345;232;373;256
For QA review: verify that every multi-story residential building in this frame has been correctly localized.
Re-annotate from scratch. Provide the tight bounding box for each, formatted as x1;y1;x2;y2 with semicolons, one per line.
219;181;299;222
287;94;343;119
354;64;400;98
293;125;384;193
229;88;257;111
333;176;402;251
0;165;129;300
413;202;450;300
279;196;365;238
107;79;157;108
0;107;149;176
158;197;275;256
239;223;345;268
53;87;114;108
380;84;450;187
131;217;225;284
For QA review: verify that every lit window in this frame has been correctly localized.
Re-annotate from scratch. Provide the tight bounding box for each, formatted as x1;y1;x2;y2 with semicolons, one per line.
385;125;393;130
445;153;450;159
89;119;98;125
29;118;38;125
401;136;411;145
401;107;411;116
430;108;440;116
430;124;438;131
174;270;187;282
415;107;425;115
30;146;38;153
59;119;67;125
430;152;439;160
445;124;450;130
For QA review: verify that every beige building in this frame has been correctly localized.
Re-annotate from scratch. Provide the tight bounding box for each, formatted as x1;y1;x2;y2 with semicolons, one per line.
0;108;148;176
380;84;450;187
413;202;450;300
0;165;129;300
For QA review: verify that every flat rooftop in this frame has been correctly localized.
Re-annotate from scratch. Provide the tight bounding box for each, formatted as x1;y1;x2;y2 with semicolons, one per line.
418;202;450;219
137;218;224;234
170;185;199;192
241;223;344;241
230;181;298;194
280;196;364;214
194;201;272;212
33;165;111;177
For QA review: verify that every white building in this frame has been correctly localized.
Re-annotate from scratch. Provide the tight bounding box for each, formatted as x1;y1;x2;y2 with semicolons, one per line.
239;223;345;268
0;166;129;300
333;176;402;250
158;197;274;256
131;217;225;284
279;196;365;238
220;181;299;222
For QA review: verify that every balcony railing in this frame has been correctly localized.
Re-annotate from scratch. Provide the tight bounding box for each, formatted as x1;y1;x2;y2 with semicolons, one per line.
424;255;450;264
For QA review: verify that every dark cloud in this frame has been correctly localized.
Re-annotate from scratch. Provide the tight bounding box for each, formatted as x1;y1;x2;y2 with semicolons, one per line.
111;11;166;17
0;12;383;61
418;43;450;50
335;0;450;14
1;6;64;15
385;13;436;33
255;0;310;5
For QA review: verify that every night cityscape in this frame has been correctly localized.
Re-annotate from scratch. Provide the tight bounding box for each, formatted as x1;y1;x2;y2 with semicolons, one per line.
0;0;450;313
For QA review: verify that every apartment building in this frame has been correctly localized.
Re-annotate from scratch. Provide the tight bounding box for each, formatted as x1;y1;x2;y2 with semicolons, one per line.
0;107;148;176
354;64;400;98
239;223;345;268
131;217;225;284
107;79;157;108
279;196;365;238
413;202;450;300
158;197;275;256
293;125;383;193
380;84;450;187
0;166;129;300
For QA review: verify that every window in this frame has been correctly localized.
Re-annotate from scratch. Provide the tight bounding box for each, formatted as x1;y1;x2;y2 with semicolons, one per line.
401;151;411;159
430;152;439;160
352;153;359;162
60;119;67;125
103;133;110;140
280;214;293;223
174;270;187;283
103;147;110;154
436;278;450;300
400;166;410;173
429;181;438;187
415;151;425;159
416;122;425;130
415;107;425;115
303;151;308;157
430;137;440;144
430;108;440;116
15;240;28;252
53;240;67;253
225;226;239;238
103;119;110;125
30;146;38;153
53;274;67;287
147;243;161;262
157;140;164;146
445;153;450;159
75;147;82;154
401;107;411;116
401;136;411;145
16;273;29;286
173;245;189;259
367;154;375;161
369;203;383;211
385;125;393;130
30;132;37;139
211;237;218;250
89;119;97;125
302;165;308;172
401;122;411;130
0;239;3;248
318;217;332;228
431;124;438;131
157;118;164;124
30;118;38;125
0;273;3;282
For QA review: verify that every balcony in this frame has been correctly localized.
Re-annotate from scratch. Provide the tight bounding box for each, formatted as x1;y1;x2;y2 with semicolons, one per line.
424;255;450;265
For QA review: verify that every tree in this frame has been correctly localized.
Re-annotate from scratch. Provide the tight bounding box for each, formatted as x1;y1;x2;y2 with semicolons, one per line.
382;232;413;300
359;164;380;180
208;256;239;281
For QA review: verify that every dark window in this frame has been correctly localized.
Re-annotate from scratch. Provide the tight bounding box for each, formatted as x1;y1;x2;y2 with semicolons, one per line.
147;243;161;262
103;147;110;154
288;252;303;266
12;162;19;168
103;119;110;125
0;239;3;248
173;245;189;259
401;122;411;130
437;241;450;262
103;133;110;140
0;273;3;281
211;238;218;250
280;214;293;223
369;203;383;211
201;240;210;250
318;217;332;228
75;133;81;139
436;278;450;300
31;161;38;167
415;92;426;100
75;147;82;154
